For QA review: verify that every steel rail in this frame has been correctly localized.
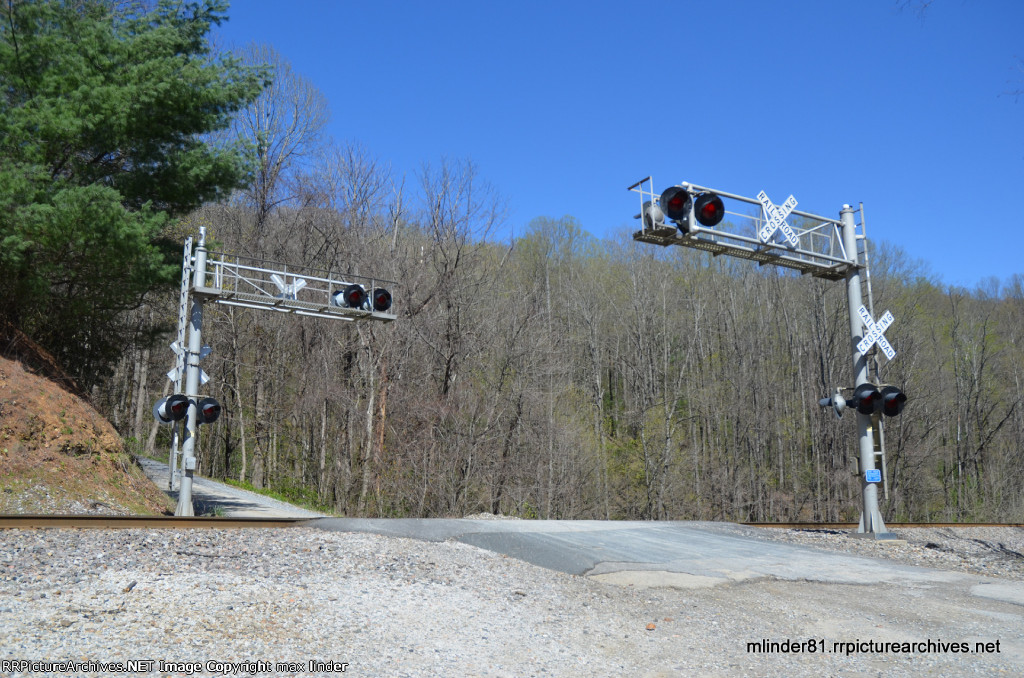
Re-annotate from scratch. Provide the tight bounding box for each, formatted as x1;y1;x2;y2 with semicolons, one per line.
742;522;1024;529
0;515;316;529
1;516;1022;530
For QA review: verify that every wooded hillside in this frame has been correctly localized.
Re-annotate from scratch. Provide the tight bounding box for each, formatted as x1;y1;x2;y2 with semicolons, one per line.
96;158;1024;522
4;3;1020;523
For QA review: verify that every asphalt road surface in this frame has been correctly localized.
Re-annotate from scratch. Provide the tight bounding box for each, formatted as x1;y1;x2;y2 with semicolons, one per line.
312;518;1024;602
136;456;1024;610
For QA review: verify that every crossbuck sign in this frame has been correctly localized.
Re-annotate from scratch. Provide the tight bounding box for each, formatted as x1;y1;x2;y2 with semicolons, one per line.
757;190;800;247
856;305;896;360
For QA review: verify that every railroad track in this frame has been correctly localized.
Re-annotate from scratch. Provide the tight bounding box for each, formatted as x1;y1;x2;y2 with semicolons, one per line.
0;516;1022;530
743;522;1024;529
0;515;315;529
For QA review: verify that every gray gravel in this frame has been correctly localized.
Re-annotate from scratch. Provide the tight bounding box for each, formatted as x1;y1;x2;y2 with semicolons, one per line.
1;524;1023;677
133;457;327;519
701;522;1024;582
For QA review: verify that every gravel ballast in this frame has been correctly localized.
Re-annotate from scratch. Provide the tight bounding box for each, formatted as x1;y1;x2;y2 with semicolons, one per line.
1;524;1022;677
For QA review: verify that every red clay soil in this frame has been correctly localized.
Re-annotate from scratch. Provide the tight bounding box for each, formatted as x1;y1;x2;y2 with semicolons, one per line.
0;355;171;515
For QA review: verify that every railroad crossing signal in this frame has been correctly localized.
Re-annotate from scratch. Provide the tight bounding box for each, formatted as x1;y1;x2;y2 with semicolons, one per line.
661;186;691;223
643;186;725;235
757;190;799;247
332;284;394;312
851;383;882;415
154;395;222;425
819;383;907;418
631;178;900;537
878;385;907;417
165;226;398;516
332;284;365;309
856;305;896;360
372;288;393;312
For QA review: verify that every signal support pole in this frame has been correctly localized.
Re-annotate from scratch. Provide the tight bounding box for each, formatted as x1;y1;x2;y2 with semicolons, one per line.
840;205;893;538
174;228;209;517
160;226;397;515
168;236;192;491
630;178;902;535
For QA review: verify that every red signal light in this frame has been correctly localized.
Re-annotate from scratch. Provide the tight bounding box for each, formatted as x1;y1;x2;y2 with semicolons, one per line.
693;192;725;227
169;398;187;419
343;284;367;309
879;386;907;417
659;186;691;222
372;288;392;313
154;394;190;424
852;383;881;415
197;397;221;425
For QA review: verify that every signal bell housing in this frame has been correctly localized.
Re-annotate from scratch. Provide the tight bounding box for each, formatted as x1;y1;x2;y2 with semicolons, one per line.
818;390;847;419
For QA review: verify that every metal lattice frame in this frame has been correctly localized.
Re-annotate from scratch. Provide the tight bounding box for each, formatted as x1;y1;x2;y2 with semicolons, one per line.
629;177;858;281
169;229;398;515
194;251;398;322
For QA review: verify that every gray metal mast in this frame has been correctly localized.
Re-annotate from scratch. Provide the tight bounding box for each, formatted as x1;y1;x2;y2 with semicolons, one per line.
174;227;209;517
839;206;891;537
168;236;192;491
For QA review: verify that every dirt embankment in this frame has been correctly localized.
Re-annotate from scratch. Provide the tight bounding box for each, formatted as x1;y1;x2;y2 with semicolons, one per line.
0;355;171;515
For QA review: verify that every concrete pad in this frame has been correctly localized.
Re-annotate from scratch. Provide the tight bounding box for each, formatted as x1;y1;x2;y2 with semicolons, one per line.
971;582;1024;606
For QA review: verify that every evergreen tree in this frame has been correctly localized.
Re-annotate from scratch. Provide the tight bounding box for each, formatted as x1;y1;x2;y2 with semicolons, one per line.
0;0;266;385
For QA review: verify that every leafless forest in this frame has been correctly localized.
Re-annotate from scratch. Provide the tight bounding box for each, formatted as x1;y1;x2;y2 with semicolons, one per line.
98;48;1024;523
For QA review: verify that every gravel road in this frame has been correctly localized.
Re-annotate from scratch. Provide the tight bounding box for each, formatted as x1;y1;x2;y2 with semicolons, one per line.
4;458;1022;676
133;458;326;519
1;523;1022;677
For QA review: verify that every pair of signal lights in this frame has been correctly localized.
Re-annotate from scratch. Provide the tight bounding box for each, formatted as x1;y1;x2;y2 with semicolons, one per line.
331;284;392;313
154;394;221;426
819;384;907;419
643;186;726;234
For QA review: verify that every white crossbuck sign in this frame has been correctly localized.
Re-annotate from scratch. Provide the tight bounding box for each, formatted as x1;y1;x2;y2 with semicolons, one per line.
270;274;308;300
856;306;896;360
757;190;800;247
167;341;211;385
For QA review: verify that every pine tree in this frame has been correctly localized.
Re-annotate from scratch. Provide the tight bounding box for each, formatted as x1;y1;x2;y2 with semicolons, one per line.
0;0;266;385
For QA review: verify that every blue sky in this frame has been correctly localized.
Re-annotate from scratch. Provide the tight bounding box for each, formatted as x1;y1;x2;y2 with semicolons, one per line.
214;0;1024;289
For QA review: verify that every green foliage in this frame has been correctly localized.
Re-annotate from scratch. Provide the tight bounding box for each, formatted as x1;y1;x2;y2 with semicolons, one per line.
224;477;335;515
0;0;266;386
516;500;540;520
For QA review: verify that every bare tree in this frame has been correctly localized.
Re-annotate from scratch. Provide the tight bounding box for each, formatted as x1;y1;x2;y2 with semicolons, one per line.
229;44;329;239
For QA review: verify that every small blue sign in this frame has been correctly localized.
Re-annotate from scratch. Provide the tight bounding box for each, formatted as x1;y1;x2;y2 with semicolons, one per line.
865;469;882;483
